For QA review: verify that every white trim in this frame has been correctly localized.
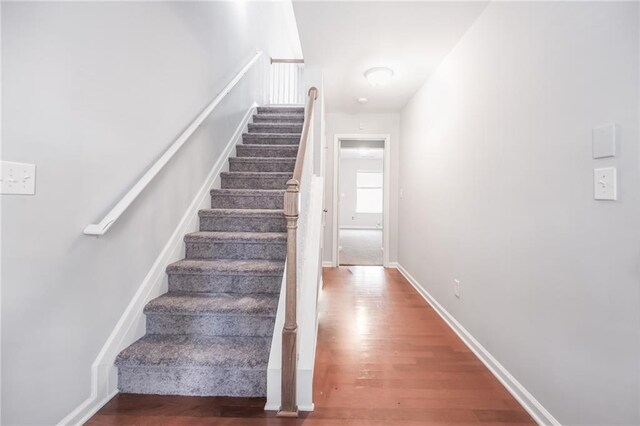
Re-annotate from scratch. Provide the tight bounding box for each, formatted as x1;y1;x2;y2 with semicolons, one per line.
57;104;257;426
395;264;560;426
339;226;382;230
322;261;334;267
332;134;391;268
83;51;263;236
385;262;398;269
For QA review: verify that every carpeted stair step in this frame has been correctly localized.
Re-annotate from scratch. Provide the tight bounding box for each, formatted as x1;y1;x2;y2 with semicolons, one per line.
236;144;298;158
185;231;286;260
210;189;284;210
167;259;284;293
242;133;300;145
221;172;292;190
144;292;278;337
115;334;271;396
229;157;295;173
199;208;285;232
257;106;304;114
248;123;303;134
252;114;304;123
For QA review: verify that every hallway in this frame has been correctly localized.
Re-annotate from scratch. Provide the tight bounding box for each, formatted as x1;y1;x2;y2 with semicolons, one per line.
310;267;534;424
339;229;383;265
88;266;534;424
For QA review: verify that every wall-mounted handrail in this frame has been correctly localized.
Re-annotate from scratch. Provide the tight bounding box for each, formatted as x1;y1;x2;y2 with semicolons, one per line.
278;86;318;418
83;51;263;236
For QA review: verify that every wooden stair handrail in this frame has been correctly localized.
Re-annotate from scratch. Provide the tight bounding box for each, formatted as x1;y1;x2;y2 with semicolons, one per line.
278;86;319;418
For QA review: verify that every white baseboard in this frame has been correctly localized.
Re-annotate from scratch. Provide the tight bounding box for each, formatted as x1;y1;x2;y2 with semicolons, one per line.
395;264;559;426
57;104;257;426
322;261;334;267
386;262;397;268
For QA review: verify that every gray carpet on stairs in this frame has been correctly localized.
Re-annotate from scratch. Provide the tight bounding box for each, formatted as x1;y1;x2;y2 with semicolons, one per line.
115;105;304;397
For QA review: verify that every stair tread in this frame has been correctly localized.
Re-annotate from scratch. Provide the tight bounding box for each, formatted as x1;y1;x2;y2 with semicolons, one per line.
250;122;301;126
229;157;295;162
257;107;303;112
221;171;292;177
115;334;271;369
210;188;285;194
167;259;284;274
144;292;278;316
254;112;304;116
253;114;303;120
243;133;301;138
199;208;284;216
239;144;299;149
185;231;286;242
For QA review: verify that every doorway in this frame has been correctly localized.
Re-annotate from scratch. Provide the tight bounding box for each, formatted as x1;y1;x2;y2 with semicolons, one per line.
333;135;390;267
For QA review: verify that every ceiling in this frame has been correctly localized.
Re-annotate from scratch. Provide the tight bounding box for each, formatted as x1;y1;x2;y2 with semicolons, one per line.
292;1;488;113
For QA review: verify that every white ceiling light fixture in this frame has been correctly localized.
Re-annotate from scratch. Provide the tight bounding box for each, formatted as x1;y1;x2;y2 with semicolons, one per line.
364;67;394;86
357;97;368;104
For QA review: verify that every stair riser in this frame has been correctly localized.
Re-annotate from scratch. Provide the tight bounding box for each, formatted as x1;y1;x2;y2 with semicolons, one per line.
253;115;303;123
210;193;284;209
242;134;300;145
221;175;290;190
186;241;286;260
248;125;302;134
168;273;282;294
236;146;298;158
118;367;266;397
200;216;286;233
229;160;295;173
257;107;304;114
146;314;276;337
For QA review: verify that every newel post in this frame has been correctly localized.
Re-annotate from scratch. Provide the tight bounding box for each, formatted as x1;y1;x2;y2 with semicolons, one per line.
278;178;300;417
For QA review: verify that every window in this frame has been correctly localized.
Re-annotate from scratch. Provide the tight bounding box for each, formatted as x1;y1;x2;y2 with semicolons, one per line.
356;171;383;213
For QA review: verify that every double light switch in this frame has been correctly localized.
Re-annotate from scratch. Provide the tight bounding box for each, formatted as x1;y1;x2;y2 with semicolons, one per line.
1;161;37;195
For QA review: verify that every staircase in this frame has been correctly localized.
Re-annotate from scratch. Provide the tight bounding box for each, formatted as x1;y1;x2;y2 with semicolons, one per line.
115;106;304;397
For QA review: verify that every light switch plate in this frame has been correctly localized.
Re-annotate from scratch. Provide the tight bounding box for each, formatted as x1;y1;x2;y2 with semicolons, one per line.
592;124;617;159
454;279;460;298
594;167;616;200
1;161;36;195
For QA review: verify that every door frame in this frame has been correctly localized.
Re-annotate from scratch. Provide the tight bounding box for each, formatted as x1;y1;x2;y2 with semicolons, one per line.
332;133;391;267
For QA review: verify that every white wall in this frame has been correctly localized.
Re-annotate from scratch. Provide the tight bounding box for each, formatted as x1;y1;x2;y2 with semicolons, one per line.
339;157;383;229
324;113;400;264
398;2;640;424
1;2;300;424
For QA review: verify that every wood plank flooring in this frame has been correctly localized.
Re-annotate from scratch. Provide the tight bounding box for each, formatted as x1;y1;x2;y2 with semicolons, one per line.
88;266;534;425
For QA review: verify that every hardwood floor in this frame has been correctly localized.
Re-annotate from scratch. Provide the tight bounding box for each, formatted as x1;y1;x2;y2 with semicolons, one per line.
88;266;534;425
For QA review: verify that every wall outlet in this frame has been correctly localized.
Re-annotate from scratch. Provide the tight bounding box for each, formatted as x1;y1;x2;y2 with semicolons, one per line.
454;279;460;298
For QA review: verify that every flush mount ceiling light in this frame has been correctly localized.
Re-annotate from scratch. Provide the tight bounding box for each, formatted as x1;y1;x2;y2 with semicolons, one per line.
364;67;394;86
357;97;368;104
